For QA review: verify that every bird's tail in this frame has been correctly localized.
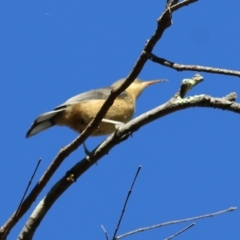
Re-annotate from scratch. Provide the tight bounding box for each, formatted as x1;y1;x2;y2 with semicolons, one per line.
26;109;64;138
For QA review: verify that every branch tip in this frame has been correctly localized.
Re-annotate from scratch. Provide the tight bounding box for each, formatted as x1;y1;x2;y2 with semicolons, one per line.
225;92;237;102
228;207;237;211
176;74;204;98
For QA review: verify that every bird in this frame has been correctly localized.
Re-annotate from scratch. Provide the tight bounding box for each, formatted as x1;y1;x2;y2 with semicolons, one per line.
26;78;165;138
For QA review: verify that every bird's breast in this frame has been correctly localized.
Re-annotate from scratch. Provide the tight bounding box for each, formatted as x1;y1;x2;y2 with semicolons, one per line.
54;97;135;136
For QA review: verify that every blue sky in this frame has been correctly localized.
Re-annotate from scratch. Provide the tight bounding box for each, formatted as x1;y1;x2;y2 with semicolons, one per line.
0;1;240;239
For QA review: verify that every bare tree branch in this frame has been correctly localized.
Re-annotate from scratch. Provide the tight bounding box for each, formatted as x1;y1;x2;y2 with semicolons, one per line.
101;225;109;240
166;0;179;9
170;0;198;12
0;159;41;240
112;166;141;239
175;73;203;98
164;223;195;240
148;53;240;77
18;74;240;239
117;207;236;239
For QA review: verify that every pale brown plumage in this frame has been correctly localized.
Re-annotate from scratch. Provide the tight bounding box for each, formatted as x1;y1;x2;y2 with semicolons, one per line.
26;78;164;138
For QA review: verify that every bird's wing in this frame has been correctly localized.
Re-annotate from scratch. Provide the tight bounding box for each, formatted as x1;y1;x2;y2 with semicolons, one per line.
54;87;129;110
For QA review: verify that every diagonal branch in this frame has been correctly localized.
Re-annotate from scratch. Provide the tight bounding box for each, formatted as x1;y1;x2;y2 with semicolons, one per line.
18;74;240;239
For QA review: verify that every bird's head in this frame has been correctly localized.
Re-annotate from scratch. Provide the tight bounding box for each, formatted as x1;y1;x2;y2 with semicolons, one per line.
111;78;166;100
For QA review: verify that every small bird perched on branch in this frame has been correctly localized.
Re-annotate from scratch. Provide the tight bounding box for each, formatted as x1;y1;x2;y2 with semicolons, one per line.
26;78;165;138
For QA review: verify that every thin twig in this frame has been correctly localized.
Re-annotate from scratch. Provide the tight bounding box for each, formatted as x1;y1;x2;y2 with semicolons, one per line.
166;0;179;9
164;223;195;240
116;207;236;239
0;159;41;240
170;0;198;12
148;53;240;77
112;166;142;240
101;225;109;240
16;159;42;217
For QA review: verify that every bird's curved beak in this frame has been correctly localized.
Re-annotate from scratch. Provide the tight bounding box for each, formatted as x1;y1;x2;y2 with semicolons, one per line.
142;79;167;87
143;79;167;87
